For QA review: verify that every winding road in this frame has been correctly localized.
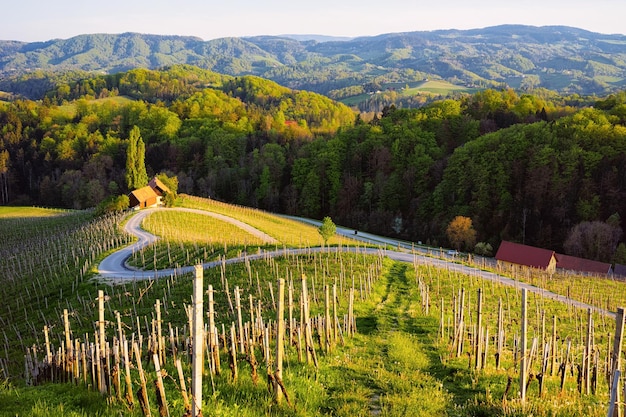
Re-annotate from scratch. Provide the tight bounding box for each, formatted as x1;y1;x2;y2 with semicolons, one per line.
97;207;615;318
97;207;277;281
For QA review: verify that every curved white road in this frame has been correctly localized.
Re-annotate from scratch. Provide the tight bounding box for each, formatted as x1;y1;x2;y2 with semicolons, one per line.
97;208;615;318
97;207;277;281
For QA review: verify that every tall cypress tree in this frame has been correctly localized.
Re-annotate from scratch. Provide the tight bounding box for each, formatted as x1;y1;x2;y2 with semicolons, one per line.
125;126;148;190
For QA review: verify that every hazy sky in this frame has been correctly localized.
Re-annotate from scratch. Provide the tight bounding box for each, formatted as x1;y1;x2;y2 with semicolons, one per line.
2;0;625;42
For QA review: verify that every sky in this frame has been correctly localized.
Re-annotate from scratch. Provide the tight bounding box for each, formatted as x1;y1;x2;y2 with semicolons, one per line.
2;0;625;42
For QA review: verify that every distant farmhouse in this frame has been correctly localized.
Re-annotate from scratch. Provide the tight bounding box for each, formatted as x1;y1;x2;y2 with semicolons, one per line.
495;240;615;277
555;253;612;276
148;177;170;198
129;177;171;209
615;264;626;278
495;240;558;274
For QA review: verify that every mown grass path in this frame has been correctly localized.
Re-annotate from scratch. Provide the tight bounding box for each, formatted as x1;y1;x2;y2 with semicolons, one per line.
320;260;453;416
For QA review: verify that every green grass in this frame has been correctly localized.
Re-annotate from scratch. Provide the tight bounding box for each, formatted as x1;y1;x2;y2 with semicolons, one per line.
339;80;479;107
0;209;131;381
0;199;619;416
56;96;134;118
142;210;268;246
179;194;358;247
0;206;69;218
0;381;113;417
405;80;475;95
127;210;270;269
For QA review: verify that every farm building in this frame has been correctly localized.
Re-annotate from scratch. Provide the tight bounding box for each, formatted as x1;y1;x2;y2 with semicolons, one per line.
129;177;172;209
615;264;626;278
129;186;158;209
556;253;612;275
495;240;558;274
148;176;171;205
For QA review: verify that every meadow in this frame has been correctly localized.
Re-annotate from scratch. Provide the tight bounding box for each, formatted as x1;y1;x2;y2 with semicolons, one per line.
339;80;478;107
0;202;623;416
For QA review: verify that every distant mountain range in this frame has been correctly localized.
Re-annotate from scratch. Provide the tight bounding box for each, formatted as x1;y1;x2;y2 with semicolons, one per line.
1;25;626;99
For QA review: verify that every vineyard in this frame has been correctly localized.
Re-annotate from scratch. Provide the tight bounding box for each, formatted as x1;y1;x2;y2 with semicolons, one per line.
0;200;625;416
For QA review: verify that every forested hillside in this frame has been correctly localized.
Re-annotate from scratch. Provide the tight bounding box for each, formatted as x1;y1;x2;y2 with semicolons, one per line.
1;66;625;261
2;25;626;104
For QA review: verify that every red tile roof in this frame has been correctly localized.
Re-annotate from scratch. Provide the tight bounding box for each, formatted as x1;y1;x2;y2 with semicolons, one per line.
495;240;556;270
129;186;158;207
556;253;611;275
148;177;170;196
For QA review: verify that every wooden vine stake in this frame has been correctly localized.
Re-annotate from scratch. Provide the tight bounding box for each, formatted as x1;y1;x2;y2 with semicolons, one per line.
191;265;204;417
496;298;503;369
584;308;593;395
123;339;134;409
610;307;625;417
153;353;169;417
288;281;295;345
609;369;621;417
133;341;151;417
43;325;52;368
176;358;191;414
550;315;557;376
207;284;220;376
98;290;107;394
229;323;238;382
560;338;571;393
324;285;332;353
63;309;73;382
519;288;528;403
301;274;317;367
347;287;355;337
475;288;483;370
333;284;340;346
155;300;163;366
235;286;244;354
274;278;290;405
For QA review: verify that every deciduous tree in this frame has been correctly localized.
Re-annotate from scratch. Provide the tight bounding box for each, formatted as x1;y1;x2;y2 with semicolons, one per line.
0;150;9;204
564;220;622;262
318;216;336;246
446;216;477;251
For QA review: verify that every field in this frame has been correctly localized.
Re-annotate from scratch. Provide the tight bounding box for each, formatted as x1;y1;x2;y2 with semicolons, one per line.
403;79;476;95
339;80;478;107
56;95;134;117
0;91;13;103
0;201;624;416
0;206;69;218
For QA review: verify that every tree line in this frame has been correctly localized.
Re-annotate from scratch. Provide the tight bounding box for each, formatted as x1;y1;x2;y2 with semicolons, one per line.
1;66;625;262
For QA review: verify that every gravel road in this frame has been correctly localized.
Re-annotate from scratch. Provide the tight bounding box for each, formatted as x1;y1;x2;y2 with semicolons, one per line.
96;208;615;318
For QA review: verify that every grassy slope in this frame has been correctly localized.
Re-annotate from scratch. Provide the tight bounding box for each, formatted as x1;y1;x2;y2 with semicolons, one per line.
0;202;619;416
0;206;69;218
56;95;134;118
179;194;357;247
339;80;479;107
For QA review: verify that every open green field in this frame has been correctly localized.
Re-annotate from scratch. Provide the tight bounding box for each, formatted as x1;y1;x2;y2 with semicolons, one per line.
179;194;357;247
0;206;69;218
56;95;134;117
0;200;622;416
404;79;476;95
339;80;478;107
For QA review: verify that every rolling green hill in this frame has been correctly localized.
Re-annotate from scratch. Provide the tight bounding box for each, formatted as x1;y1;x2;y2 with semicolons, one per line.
1;25;626;104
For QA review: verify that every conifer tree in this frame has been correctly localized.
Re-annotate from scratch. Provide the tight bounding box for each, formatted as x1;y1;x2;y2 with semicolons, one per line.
125;126;148;190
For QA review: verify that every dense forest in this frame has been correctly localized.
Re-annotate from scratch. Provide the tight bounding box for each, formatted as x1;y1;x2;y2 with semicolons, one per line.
1;65;625;262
